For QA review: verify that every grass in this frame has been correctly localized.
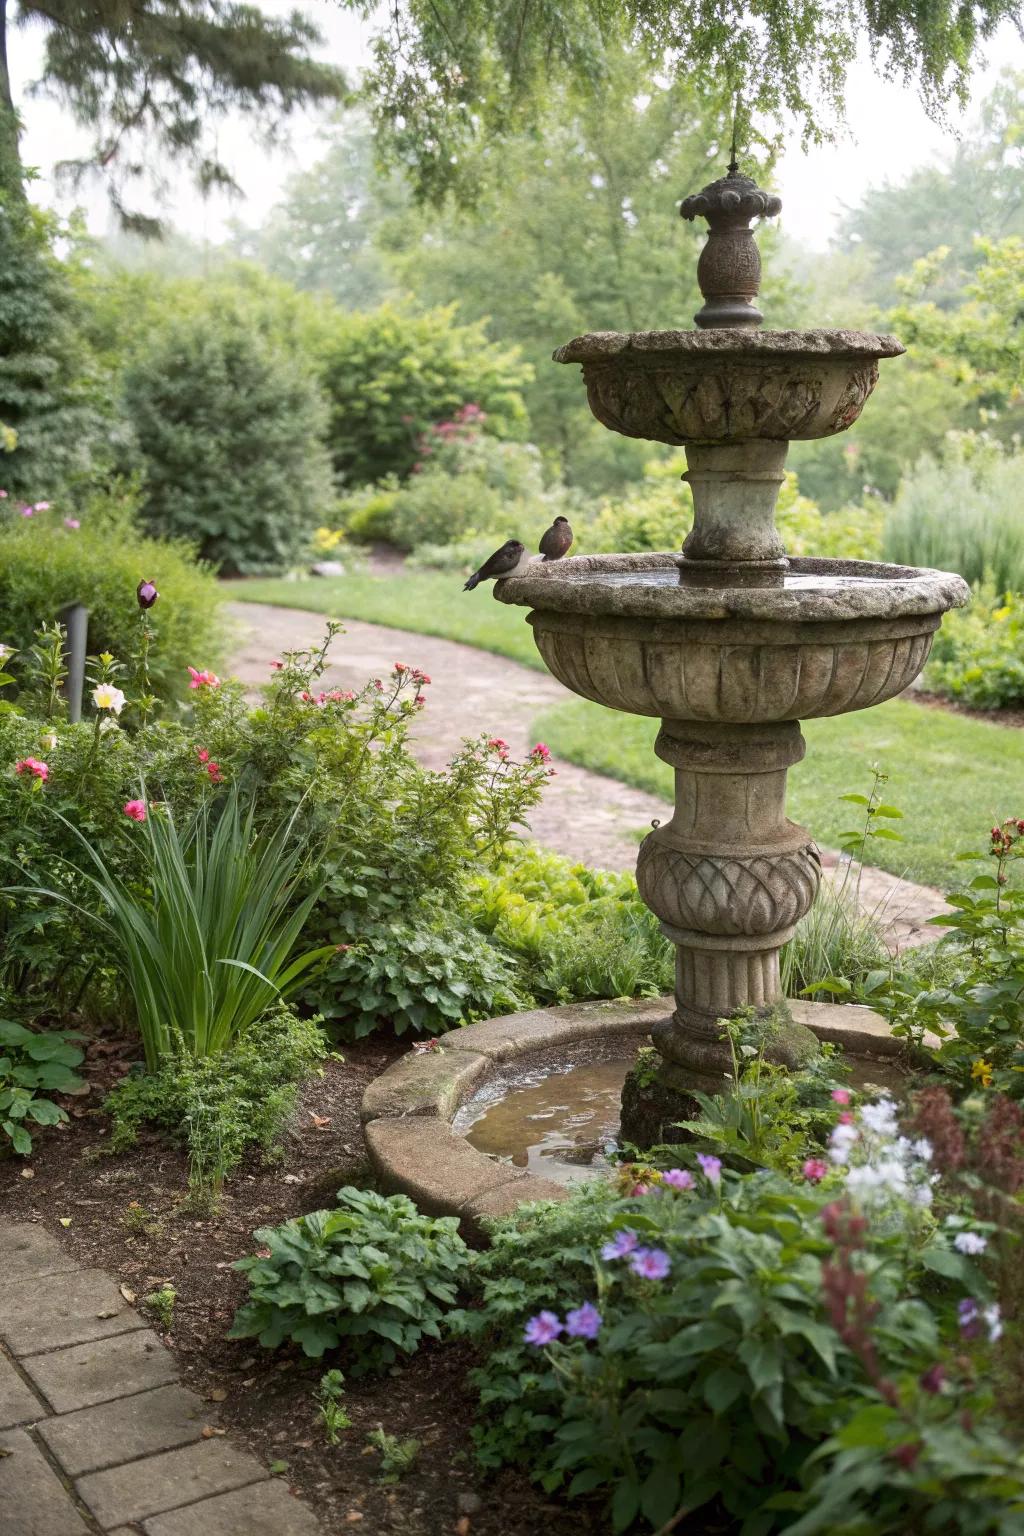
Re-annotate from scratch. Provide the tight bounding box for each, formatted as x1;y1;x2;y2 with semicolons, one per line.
530;696;1024;889
233;576;1024;891
234;573;544;670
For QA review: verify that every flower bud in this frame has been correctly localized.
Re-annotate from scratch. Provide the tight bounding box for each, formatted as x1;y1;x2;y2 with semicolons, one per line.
137;579;159;610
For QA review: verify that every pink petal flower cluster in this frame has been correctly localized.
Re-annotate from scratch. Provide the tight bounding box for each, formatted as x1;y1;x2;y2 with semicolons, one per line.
530;742;551;761
187;667;220;690
803;1158;829;1183
14;757;48;781
123;800;147;823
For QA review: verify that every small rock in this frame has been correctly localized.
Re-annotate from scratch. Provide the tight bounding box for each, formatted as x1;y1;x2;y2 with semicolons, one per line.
457;1492;483;1516
311;560;345;578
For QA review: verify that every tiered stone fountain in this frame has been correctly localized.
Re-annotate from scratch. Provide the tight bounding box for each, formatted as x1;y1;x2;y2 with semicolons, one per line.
362;166;969;1225
494;166;968;1106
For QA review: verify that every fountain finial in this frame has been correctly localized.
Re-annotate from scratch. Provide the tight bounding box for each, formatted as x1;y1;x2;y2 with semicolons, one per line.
680;163;782;330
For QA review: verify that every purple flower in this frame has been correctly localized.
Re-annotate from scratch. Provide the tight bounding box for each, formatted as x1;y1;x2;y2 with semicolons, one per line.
697;1153;722;1184
600;1228;639;1261
958;1298;981;1340
661;1168;695;1191
137;578;159;610
629;1247;671;1281
523;1311;562;1347
63;517;80;530
565;1302;602;1340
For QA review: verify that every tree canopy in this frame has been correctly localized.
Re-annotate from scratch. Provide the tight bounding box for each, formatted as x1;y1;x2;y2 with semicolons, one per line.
340;0;1023;200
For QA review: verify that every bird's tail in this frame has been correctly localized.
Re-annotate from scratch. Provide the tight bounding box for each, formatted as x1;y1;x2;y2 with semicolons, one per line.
463;572;482;592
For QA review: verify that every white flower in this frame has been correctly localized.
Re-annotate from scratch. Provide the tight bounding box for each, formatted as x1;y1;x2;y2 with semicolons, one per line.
954;1232;988;1256
828;1122;859;1165
911;1138;933;1162
859;1098;899;1137
0;644;11;663
912;1183;934;1208
92;684;125;715
984;1303;1003;1343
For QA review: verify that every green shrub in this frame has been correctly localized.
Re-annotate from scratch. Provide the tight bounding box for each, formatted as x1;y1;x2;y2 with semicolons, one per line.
0;486;223;704
316;303;530;486
229;1186;470;1368
124;301;335;573
452;1168;1020;1533
884;434;1024;591
925;585;1024;709
106;1003;326;1195
0;1018;84;1155
470;846;673;1004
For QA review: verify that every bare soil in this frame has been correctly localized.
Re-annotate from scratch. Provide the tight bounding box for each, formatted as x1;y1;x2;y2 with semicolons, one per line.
0;1024;606;1536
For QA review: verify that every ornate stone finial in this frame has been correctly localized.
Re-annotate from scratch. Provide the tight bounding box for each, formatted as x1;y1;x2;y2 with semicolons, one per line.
680;168;782;330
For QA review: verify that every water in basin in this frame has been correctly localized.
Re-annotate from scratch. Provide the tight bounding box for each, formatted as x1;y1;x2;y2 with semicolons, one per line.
456;1057;633;1185
543;566;903;591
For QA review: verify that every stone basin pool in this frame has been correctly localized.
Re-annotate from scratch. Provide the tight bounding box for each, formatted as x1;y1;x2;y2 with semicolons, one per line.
452;1041;917;1185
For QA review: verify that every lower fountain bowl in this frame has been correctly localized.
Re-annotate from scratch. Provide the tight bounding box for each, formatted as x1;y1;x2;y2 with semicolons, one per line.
360;996;932;1241
494;554;969;722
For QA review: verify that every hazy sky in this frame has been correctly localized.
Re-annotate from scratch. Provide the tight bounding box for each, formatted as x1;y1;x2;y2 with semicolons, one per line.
8;5;1024;251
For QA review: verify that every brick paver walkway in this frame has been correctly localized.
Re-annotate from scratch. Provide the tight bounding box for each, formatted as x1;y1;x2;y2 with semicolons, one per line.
1;1222;322;1536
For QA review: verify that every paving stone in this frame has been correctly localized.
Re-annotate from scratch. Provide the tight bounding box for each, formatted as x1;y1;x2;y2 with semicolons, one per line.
0;1427;91;1536
23;1329;177;1415
1;1222;80;1282
76;1438;268;1526
0;1269;145;1356
143;1479;323;1536
40;1382;209;1476
0;1352;44;1429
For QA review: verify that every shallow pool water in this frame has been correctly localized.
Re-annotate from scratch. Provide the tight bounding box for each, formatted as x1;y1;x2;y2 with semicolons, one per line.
457;1058;633;1186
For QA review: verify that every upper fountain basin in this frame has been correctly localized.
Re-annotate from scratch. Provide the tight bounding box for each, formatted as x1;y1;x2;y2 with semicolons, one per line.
554;329;905;444
494;554;969;722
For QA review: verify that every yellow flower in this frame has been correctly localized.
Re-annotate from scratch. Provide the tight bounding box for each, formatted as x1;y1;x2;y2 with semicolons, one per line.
971;1058;993;1087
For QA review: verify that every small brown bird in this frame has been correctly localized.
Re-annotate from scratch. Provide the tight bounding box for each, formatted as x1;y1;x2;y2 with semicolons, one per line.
539;516;573;561
463;539;528;591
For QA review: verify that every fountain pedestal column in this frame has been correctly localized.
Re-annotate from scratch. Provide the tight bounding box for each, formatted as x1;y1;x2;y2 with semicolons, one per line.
636;720;821;1080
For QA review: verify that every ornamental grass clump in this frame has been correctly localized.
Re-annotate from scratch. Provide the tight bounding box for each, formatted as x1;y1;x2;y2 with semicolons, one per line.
33;789;333;1069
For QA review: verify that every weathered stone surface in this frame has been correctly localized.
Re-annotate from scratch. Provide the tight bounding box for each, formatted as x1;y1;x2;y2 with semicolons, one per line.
360;1047;490;1125
76;1439;267;1526
23;1328;177;1414
452;999;663;1063
554;329;906;362
142;1479;323;1536
461;1177;570;1242
0;1353;43;1429
0;1427;91;1535
790;998;939;1055
365;1117;527;1218
2;1223;80;1283
0;1270;145;1357
40;1382;208;1476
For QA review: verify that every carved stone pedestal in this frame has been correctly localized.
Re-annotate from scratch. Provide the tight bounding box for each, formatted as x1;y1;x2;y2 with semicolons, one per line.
636;718;821;1079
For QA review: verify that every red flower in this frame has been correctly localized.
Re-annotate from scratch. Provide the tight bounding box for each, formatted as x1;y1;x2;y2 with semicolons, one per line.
14;757;48;781
206;762;224;784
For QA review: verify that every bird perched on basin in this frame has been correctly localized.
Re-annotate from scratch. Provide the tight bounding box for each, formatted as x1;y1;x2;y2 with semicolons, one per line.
463;539;529;591
539;516;573;561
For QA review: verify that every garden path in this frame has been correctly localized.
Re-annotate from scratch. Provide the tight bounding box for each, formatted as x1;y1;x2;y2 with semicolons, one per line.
0;1220;323;1536
227;602;948;950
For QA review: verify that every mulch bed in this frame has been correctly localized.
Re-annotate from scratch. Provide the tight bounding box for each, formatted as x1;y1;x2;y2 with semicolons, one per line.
0;1023;605;1536
913;690;1024;730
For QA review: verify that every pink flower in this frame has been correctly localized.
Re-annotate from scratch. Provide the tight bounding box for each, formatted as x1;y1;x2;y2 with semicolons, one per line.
838;1111;854;1125
270;660;283;670
697;1153;722;1184
629;1247;671;1280
195;747;210;764
15;757;48;781
415;693;426;706
187;667;220;690
64;518;80;530
206;762;224;784
530;743;551;761
803;1158;828;1183
411;670;431;685
831;1089;851;1105
0;490;6;499
394;662;408;673
20;506;33;518
630;1182;653;1197
33;502;50;511
123;800;147;823
523;1311;562;1347
662;1168;695;1190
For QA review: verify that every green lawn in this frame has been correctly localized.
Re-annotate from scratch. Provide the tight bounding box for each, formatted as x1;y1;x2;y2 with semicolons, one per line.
530;695;1024;889
235;573;544;670
234;577;1023;890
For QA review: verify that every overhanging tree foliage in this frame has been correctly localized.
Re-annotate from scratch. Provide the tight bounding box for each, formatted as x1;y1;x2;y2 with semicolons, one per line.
1;0;346;225
340;0;1024;199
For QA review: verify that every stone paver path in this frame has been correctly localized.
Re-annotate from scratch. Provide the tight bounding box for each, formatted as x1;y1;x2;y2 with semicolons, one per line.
0;1221;322;1536
227;601;948;949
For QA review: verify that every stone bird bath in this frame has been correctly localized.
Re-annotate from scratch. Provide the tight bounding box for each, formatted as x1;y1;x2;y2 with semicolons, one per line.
494;168;969;1093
